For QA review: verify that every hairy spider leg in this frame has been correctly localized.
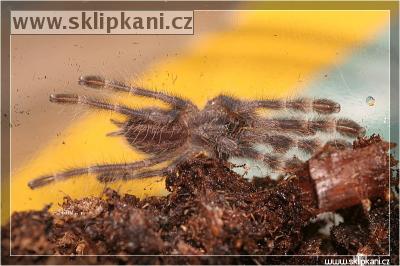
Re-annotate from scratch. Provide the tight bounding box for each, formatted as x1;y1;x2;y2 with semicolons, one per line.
97;168;167;183
206;96;358;155
78;75;196;110
50;94;179;132
261;134;320;154
261;117;366;137
28;153;174;189
238;128;353;158
253;98;341;114
96;149;196;183
258;133;352;154
50;94;142;116
210;95;341;115
237;147;304;173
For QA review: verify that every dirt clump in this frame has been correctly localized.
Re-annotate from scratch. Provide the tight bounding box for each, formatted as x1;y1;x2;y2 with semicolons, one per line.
2;135;398;265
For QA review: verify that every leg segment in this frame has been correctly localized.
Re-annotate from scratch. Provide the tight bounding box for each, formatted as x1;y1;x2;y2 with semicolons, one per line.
209;95;341;115
96;150;195;183
50;93;140;116
253;98;341;114
261;117;365;137
237;147;304;173
239;129;351;156
78;75;195;109
97;168;167;183
265;136;351;154
263;154;304;173
28;154;172;189
50;94;179;125
262;134;321;155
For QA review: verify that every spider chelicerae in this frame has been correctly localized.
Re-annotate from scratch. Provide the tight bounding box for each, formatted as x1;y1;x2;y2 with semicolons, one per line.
28;75;366;189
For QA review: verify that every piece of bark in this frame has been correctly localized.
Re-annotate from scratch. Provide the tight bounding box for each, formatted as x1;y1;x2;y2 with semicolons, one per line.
307;141;391;212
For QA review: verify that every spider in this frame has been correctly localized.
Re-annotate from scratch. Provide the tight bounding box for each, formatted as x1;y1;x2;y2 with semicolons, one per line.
28;75;366;189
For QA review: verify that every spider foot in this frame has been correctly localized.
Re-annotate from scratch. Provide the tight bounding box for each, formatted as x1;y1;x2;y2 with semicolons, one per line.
78;75;106;89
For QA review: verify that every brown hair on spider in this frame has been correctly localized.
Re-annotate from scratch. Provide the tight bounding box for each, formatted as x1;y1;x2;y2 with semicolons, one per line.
28;75;366;189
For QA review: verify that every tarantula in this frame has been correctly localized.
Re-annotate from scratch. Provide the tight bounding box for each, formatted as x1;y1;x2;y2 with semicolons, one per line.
28;75;366;189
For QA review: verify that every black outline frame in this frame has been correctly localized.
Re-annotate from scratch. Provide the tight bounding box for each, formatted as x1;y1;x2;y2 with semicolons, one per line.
1;1;399;264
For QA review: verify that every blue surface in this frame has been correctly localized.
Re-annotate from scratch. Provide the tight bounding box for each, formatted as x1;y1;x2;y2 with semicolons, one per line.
305;29;390;140
231;29;393;178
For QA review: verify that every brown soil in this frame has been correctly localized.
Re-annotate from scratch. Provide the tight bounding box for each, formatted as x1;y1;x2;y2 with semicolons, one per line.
2;135;399;265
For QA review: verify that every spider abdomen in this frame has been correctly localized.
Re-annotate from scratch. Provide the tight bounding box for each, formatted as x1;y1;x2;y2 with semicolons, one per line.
124;118;187;155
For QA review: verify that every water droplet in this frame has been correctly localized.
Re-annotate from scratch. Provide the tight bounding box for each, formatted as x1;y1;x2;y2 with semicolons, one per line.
366;96;375;106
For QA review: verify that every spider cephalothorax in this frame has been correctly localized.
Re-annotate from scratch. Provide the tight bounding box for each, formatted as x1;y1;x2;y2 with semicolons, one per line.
28;75;365;189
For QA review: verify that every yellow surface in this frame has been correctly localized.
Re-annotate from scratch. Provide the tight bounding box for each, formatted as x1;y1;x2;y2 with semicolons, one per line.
10;11;388;220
